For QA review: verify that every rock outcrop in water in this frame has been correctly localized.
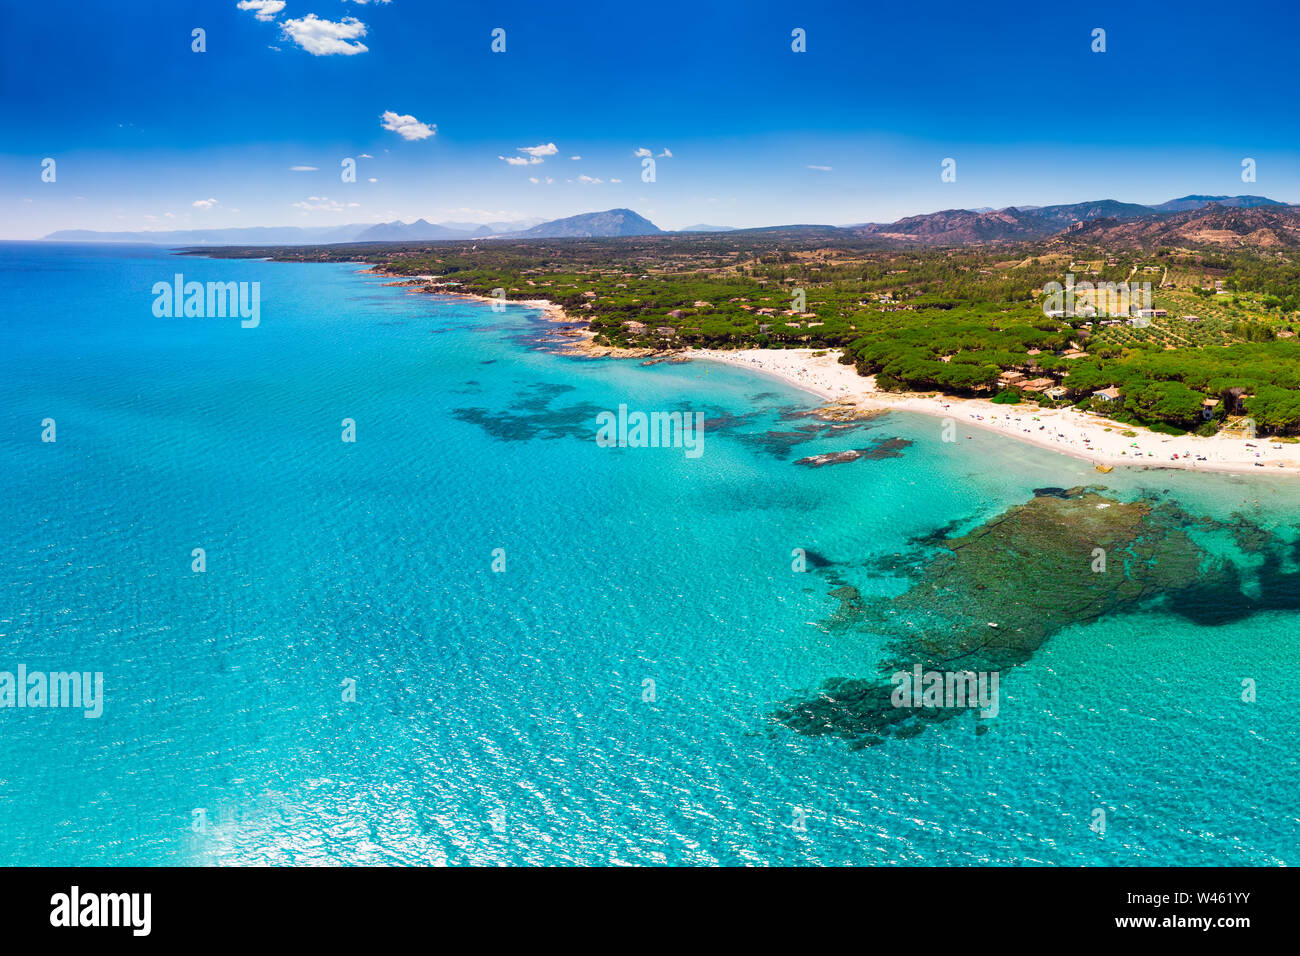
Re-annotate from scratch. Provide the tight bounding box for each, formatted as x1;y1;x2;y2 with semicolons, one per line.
793;438;912;467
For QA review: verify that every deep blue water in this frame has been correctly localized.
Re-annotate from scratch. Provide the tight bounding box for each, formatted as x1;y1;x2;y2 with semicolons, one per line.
1;242;1297;865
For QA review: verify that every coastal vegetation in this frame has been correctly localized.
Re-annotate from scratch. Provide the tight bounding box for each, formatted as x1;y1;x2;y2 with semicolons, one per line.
201;230;1300;436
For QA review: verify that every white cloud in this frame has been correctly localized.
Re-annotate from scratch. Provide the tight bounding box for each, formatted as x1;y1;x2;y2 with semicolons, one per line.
237;0;285;22
281;15;369;55
443;206;523;220
633;147;652;158
358;153;373;159
517;143;558;158
291;196;361;212
806;165;832;171
499;155;541;166
381;110;435;141
528;177;539;184
569;155;581;160
577;175;604;184
290;165;318;171
368;177;378;182
192;198;219;209
343;0;390;4
657;148;673;158
610;178;622;183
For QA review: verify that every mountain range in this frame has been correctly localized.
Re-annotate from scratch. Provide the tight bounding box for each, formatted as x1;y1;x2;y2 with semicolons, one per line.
43;218;548;245
1062;202;1300;249
40;196;1299;249
42;209;664;245
848;196;1291;245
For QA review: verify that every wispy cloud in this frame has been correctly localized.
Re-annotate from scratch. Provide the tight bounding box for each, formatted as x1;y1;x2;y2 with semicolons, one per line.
499;155;542;166
380;110;435;141
290;165;318;172
577;174;604;184
237;0;285;21
281;15;369;56
192;198;219;209
291;196;361;212
806;164;832;171
633;147;652;158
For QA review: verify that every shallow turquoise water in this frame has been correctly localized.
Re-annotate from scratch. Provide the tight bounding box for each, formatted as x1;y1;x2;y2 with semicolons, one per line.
0;242;1297;865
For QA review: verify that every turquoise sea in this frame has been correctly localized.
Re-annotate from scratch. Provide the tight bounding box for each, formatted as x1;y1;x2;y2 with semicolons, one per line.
1;242;1298;866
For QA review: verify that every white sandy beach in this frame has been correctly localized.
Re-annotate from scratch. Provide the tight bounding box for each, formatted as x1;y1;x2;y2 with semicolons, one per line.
690;348;1300;476
391;285;1300;477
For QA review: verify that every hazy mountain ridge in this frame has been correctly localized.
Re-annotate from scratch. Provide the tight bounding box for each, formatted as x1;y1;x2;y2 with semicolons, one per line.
42;196;1297;248
1147;194;1286;213
44;217;546;246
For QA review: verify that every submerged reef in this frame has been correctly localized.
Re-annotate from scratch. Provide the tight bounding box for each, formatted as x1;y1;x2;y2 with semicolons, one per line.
774;487;1300;749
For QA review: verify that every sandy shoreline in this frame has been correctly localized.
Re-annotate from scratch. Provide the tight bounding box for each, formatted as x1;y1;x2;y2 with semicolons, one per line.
688;348;1300;476
372;280;1299;477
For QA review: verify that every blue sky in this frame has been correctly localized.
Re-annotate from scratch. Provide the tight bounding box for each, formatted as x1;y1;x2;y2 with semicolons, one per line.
2;0;1298;237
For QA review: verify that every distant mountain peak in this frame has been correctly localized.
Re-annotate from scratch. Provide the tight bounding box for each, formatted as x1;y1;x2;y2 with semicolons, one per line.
1148;194;1286;213
516;208;662;238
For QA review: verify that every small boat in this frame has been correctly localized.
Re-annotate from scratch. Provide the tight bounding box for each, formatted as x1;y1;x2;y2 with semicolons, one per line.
1095;464;1113;473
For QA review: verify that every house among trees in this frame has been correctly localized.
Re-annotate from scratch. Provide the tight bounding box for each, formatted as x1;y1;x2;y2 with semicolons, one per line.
1201;398;1220;420
1093;386;1122;403
1021;377;1056;394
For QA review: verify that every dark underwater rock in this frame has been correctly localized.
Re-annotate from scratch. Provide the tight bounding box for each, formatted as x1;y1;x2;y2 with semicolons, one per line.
774;491;1298;749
